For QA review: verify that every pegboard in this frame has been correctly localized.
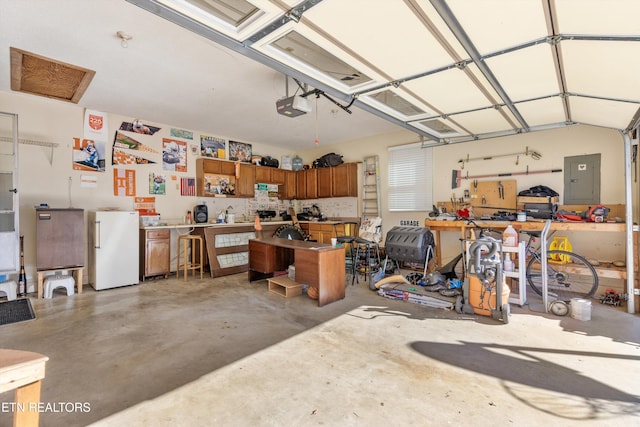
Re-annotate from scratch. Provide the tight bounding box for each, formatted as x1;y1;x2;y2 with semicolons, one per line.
468;179;517;216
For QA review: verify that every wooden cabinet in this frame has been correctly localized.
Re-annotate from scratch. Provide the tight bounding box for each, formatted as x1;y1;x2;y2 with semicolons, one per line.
331;163;358;197
317;168;332;198
198;157;236;175
255;166;271;183
196;158;255;198
296;169;318;199
236;162;255;197
295;163;358;199
300;222;335;244
139;229;170;280
282;170;297;200
255;166;286;185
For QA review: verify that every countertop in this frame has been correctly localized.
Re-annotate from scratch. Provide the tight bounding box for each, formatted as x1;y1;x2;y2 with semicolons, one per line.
140;220;292;230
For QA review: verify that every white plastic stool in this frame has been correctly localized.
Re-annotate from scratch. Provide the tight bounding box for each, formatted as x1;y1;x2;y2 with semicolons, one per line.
44;275;75;299
0;280;17;301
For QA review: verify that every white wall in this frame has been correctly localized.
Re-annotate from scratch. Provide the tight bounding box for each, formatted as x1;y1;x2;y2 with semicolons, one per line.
1;90;292;282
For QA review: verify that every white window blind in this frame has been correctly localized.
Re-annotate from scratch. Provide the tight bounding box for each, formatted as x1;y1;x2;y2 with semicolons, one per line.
387;143;432;211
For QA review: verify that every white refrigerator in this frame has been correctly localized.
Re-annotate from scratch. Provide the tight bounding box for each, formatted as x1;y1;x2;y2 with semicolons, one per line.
89;210;139;290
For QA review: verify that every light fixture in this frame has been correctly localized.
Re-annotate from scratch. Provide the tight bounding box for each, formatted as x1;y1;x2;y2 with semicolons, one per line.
116;31;132;48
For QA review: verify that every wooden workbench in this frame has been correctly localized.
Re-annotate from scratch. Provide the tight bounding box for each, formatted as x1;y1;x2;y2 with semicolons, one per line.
424;219;630;280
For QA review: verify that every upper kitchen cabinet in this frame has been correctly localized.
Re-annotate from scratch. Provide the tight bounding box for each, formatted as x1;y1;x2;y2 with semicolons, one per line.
196;158;254;198
255;166;286;185
317;167;332;198
297;168;318;200
316;163;358;198
331;163;358;197
282;170;297;200
235;162;255;197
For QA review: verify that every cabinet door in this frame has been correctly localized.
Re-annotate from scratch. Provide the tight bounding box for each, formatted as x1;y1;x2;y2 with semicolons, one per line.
317;168;332;198
146;238;170;276
220;160;236;175
271;168;286;185
305;169;318;199
283;170;297;200
255;166;271;183
332;163;358;197
236;163;255;197
296;170;307;199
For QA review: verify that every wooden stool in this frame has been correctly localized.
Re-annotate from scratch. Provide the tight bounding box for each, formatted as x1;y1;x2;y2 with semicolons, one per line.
177;235;204;281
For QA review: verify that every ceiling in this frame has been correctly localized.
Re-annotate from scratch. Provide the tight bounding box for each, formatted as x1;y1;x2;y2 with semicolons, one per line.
3;0;640;152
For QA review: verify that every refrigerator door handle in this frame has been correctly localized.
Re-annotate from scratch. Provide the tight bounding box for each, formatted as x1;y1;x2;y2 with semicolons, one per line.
94;220;101;248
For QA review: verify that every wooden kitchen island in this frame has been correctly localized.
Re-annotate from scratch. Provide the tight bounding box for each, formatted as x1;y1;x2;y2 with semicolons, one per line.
248;237;345;307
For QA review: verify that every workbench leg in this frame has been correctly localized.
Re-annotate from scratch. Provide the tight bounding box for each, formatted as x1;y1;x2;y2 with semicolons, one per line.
13;380;42;427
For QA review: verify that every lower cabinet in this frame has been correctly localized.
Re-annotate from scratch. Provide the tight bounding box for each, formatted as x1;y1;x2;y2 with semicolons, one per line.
300;222;336;244
140;229;171;280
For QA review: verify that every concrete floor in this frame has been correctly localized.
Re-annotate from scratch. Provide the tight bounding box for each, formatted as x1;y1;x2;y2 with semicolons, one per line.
0;272;639;427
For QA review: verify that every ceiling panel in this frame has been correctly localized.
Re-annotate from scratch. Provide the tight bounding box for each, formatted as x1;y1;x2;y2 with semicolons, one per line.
562;41;640;101
569;97;640;130
554;0;640;35
445;0;548;55
444;107;514;136
485;43;559;102
403;66;496;113
515;98;567;128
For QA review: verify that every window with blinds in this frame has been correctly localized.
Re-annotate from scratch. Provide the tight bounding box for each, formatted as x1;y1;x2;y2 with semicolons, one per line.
387;143;432;211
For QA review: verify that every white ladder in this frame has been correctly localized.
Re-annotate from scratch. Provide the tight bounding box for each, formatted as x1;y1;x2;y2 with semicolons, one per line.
362;155;381;218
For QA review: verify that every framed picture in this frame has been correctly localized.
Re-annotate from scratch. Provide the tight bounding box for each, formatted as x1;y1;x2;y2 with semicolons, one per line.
201;135;226;159
229;140;252;163
203;174;235;196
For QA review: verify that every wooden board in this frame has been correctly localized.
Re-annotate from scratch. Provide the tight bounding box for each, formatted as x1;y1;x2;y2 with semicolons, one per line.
468;179;517;216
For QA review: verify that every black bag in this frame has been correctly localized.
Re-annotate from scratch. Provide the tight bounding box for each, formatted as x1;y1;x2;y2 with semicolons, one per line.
314;152;344;168
260;156;279;168
518;185;559;197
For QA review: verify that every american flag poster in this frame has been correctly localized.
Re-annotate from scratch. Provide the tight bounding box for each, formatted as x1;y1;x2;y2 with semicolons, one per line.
181;177;196;196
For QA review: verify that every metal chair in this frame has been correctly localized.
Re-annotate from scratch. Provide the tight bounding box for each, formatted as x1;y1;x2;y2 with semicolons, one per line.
333;221;359;285
354;217;382;283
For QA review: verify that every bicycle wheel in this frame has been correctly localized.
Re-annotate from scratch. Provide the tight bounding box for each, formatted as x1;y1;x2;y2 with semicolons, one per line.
526;250;599;300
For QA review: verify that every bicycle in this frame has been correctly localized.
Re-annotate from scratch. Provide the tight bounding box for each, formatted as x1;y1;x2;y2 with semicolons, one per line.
437;219;599;302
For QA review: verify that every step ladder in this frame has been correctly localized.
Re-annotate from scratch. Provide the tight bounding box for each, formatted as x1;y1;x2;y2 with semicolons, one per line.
362;155;381;218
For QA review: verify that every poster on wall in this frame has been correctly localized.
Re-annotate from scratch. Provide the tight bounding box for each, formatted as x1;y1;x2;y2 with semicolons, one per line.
162;138;187;172
113;131;159;154
119;119;161;135
84;109;109;142
112;147;156;165
149;173;166;195
203;174;235;196
171;128;193;140
228;140;252;163
180;177;196;196
113;168;136;196
72;137;105;172
201;135;226;158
